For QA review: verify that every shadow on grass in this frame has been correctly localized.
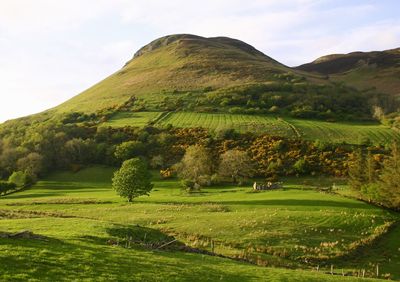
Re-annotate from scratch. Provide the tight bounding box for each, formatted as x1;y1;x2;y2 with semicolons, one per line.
4;189;110;200
0;227;254;281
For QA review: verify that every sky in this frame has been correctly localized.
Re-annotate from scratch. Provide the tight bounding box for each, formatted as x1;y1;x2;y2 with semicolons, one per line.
0;0;399;122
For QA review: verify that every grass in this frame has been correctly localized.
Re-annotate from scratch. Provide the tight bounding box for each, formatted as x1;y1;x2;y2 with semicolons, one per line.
102;112;163;128
157;112;294;136
286;118;400;145
101;111;400;145
0;166;398;280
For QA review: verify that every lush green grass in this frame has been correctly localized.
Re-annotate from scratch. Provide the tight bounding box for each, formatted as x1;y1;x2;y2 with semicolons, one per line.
101;111;400;145
0;166;398;280
157;112;294;136
286;118;400;145
0;219;375;282
102;112;163;127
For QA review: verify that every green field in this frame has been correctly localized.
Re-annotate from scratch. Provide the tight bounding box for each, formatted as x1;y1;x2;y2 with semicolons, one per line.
157;112;294;136
103;111;400;145
102;112;163;127
1;167;399;281
287;118;400;145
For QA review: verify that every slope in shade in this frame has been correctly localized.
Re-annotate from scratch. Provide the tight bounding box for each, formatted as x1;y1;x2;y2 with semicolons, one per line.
296;48;400;97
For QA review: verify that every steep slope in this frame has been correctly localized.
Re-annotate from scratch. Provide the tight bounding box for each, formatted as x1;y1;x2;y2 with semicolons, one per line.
297;48;400;97
55;34;314;113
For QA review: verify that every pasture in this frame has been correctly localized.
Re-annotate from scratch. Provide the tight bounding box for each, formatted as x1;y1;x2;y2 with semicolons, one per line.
156;112;294;136
102;112;163;128
288;118;400;145
102;111;400;145
0;167;398;281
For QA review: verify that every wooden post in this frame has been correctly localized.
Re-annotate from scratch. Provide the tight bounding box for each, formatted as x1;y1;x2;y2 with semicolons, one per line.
362;269;365;278
211;240;215;253
331;264;334;275
316;265;319;272
342;269;344;276
376;264;379;277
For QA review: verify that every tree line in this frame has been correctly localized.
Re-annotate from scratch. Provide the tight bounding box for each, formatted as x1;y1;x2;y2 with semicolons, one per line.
348;144;400;209
1;111;398;206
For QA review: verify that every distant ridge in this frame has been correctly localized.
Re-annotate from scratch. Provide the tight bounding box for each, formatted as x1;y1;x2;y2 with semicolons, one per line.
296;48;400;96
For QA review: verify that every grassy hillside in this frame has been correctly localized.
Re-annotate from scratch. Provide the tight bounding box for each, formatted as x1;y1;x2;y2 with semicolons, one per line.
103;111;400;145
0;166;398;280
55;34;297;113
297;48;400;98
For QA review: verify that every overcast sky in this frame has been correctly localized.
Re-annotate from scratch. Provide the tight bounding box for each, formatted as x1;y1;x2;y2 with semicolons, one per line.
0;0;399;122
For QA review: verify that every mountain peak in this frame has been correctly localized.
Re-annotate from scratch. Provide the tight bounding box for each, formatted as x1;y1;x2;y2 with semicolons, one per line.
133;34;201;58
132;34;270;60
56;34;292;113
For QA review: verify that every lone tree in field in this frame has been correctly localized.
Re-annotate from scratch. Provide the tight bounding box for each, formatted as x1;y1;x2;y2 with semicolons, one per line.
112;158;153;202
218;149;255;185
175;145;213;188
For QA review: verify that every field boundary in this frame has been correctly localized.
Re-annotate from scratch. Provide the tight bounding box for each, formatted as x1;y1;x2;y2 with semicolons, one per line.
153;111;172;126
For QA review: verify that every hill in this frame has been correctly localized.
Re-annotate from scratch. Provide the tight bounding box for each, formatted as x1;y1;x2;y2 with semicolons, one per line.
54;34;386;121
297;48;400;103
56;34;296;113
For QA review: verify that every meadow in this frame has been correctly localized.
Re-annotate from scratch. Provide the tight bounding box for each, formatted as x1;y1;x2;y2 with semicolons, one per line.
101;112;163;128
103;111;400;145
0;167;399;281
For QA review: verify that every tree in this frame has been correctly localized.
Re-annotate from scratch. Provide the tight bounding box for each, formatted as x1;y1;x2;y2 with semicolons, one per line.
112;158;153;202
218;149;255;184
17;152;44;178
114;141;146;161
175;145;213;187
8;171;31;187
293;158;309;175
378;143;400;209
348;149;367;191
366;150;378;183
64;138;95;164
150;155;164;169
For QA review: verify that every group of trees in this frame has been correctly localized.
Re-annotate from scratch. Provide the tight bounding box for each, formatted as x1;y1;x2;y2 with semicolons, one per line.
348;144;400;209
136;79;397;122
0;115;358;189
0;171;31;195
2;108;397;205
174;145;255;190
